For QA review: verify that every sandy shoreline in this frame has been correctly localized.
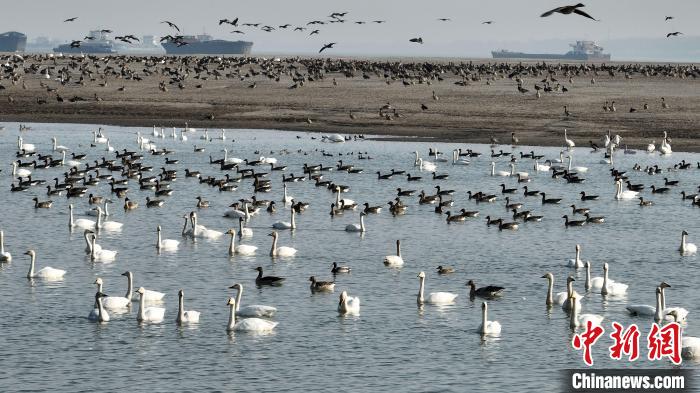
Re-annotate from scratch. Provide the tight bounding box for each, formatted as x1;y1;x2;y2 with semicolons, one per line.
0;55;698;151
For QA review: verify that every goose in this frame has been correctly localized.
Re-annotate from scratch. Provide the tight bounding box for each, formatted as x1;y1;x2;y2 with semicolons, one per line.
436;266;454;274
52;137;69;152
88;292;110;323
338;291;361;316
383;239;404;267
24;250;65;280
156;225;180;251
176;289;200;324
659;282;689;322
11;162;32;178
467;280;504;299
101;272;133;309
229;283;277;317
563;215;586;227
614;180;638;200
567;244;587;268
123;197;138;210
490;162;510;177
563;129;575;150
541;272;569;306
680;230;697;255
639;197;654;206
601;263;628;296
0;230;11;262
570;204;590;215
268;232;297;257
226;297;278;332
255;266;285;286
272;207;295;230
195;196;209;208
363;203;382;214
345;212;366;232
477;302;501;336
580;191;599;201
416;271;458;305
310;276;336;292
541;192;562;204
90;234;117;262
136;287;166;323
584;213;605;223
569;293;603;329
190;212;223;239
332;262;351;274
95;207;123;231
225;229;257;255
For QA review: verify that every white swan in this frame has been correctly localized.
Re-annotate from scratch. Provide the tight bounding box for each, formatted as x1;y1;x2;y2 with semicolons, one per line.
417;158;437;172
614;180;638;200
272;207;295;230
564;128;575;150
95;206;123;231
680;231;697;255
562;276;584;312
176;289;200;324
83;230;101;254
569;293;603;329
179;130;188;141
509;163;529;178
0;230;12;262
90;234;117;262
226;229;257;255
191;212;223;239
136;287;165;323
584;261;604;291
17;136;36;152
567;244;586;269
452;150;470;165
383;239;404;267
282;183;293;204
104;139;114;152
646;140;656;153
101;272;132;309
417;271;458;305
542;272;569;306
490;161;510;177
222;148;244;164
268;231;297;257
157;225;180;251
534;161;550;172
477;302;501;336
24;250;65;280
52;137;69;152
69;204;96;230
86;200;110;217
567;156;588;173
226;297;278;332
627;287;666;322
601;263;628;296
93;130;107;144
88;292;110;323
660;283;689;322
231;283;277;318
238;217;253;238
334;191;355;208
338;291;360;316
680;336;700;360
345;212;366;232
11;162;31;178
660;132;672;155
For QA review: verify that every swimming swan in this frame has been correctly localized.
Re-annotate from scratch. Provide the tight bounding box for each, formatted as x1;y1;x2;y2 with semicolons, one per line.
345;212;366;232
1;230;12;262
102;272;133;309
680;230;697;255
69;204;96;230
88;292;110;323
569;293;603;329
226;229;257;255
95;207;123;231
477;302;501;336
338;291;360;316
567;244;587;268
383;239;404;267
417;271;458;305
268;231;297;257
226;297;278;332
614;180;638;200
272;207;295;230
541;272;568;306
90;234;117;262
176;289;200;324
136;287;166;323
157;225;180;251
230;283;277;318
24;250;66;280
600;263;628;296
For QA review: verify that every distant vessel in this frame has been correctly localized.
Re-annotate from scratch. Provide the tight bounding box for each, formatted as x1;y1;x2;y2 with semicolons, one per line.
162;34;252;55
54;30;117;54
492;41;611;61
0;31;27;52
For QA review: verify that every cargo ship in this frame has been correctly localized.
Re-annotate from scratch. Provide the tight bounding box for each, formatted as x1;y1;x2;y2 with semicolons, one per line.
0;31;27;52
54;30;118;54
492;41;610;61
161;34;252;55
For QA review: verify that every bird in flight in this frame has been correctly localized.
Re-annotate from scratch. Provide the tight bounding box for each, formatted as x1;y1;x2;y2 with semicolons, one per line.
310;29;320;35
84;36;95;40
294;27;306;31
161;20;180;32
64;17;78;22
219;19;230;25
319;43;336;53
665;16;674;21
231;30;245;34
540;3;597;21
409;37;423;44
372;20;386;24
437;18;451;22
666;32;683;37
482;21;495;24
100;29;112;33
70;40;81;48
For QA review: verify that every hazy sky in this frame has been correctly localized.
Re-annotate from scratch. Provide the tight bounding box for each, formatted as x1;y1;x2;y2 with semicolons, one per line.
2;0;698;56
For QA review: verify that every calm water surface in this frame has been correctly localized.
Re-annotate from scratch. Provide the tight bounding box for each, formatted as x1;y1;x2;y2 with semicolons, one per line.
1;123;699;392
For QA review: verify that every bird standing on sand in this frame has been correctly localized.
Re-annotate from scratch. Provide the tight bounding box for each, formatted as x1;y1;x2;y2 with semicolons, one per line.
540;3;598;21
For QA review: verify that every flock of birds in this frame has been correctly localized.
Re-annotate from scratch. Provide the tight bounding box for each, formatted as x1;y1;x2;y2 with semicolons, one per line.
3;121;700;358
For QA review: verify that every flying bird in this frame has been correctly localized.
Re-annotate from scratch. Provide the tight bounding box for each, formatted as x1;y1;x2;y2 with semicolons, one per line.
231;30;245;34
540;3;598;21
70;40;81;48
482;21;495;24
64;17;78;22
231;18;239;26
84;36;95;40
409;37;423;44
665;16;674;21
319;43;336;53
666;32;683;37
100;29;112;33
373;20;386;24
310;29;320;35
294;27;306;31
437;18;451;22
219;19;230;25
161;21;180;32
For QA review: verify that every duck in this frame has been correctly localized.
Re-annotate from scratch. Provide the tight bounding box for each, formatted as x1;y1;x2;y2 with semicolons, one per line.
24;250;65;280
268;231;297;257
310;276;336;292
416;271;458;305
229;283;277;317
338;291;361;316
600;263;628;296
383;239;404;267
680;230;697;255
136;287;165;323
467;280;504;299
225;229;257;255
0;230;12;262
176;289;200;324
477;302;501;336
156;225;180;251
331;262;351;274
255;266;285;286
437;265;454;274
226;297;278;332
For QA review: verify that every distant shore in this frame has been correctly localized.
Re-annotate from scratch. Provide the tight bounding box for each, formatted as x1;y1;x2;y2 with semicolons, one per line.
1;55;699;152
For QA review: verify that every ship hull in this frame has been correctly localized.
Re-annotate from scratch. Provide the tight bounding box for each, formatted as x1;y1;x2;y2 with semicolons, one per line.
0;32;27;52
53;43;117;54
162;40;253;55
492;51;610;61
